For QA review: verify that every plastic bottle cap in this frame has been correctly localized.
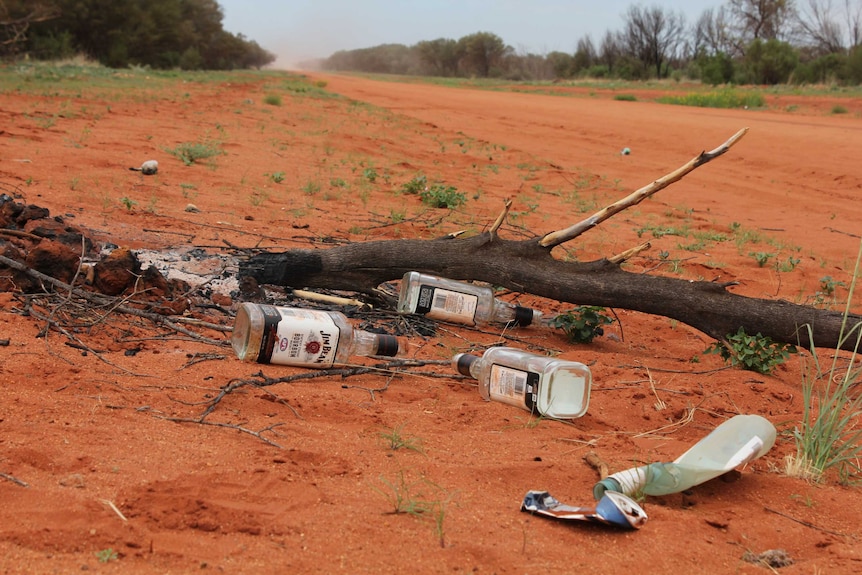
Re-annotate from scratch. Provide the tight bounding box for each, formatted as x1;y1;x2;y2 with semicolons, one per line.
593;477;623;500
514;306;534;326
453;353;478;376
375;335;399;357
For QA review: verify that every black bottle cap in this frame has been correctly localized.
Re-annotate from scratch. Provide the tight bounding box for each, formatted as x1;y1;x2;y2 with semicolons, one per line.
514;306;534;326
454;353;478;376
375;335;399;357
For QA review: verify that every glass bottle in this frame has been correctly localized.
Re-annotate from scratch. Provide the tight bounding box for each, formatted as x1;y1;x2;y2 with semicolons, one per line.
592;414;776;499
452;347;591;419
397;271;542;327
231;302;402;368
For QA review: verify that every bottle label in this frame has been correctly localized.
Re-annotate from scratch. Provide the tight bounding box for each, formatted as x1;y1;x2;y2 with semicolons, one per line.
416;284;478;324
262;307;341;367
489;364;538;412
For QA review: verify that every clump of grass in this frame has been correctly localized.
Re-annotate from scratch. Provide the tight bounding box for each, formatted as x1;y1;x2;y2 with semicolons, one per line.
830;104;848;114
263;93;282;106
657;89;765;109
371;471;456;548
379;424;424;454
787;240;862;484
614;94;637;101
166;141;223;166
400;173;427;195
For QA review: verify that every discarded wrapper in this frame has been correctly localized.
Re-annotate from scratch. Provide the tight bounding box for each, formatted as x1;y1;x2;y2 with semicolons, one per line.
521;490;647;529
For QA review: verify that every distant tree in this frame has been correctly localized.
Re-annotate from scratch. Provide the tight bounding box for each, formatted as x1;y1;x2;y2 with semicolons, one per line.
744;37;800;82
25;0;274;69
546;50;574;78
693;6;736;56
416;38;462;76
620;4;687;78
572;36;597;74
727;0;796;50
598;29;623;73
0;0;60;55
457;31;510;77
794;0;861;54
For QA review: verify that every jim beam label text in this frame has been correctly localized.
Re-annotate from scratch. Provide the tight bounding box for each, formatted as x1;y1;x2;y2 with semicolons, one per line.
264;308;341;367
415;284;478;324
489;364;538;412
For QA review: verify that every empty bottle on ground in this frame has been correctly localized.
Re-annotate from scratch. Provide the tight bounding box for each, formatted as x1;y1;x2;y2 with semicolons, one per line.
452;346;591;419
231;303;402;368
397;271;543;327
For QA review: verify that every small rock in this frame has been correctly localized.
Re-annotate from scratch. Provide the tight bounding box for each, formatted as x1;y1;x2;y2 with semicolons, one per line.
129;160;158;175
185;203;200;213
742;549;793;568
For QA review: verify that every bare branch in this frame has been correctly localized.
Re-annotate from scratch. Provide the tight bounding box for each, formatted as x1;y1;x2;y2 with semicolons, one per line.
608;242;651;264
538;128;748;248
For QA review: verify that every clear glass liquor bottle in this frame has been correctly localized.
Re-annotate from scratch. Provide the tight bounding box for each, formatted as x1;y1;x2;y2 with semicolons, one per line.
397;271;542;327
593;414;776;499
231;303;402;368
452;347;591;419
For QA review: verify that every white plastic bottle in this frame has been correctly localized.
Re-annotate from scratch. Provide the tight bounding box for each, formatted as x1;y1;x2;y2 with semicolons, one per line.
593;414;776;499
231;303;402;368
451;347;591;419
397;271;542;327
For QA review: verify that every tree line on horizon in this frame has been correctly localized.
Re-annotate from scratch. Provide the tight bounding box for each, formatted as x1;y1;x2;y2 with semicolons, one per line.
0;0;275;70
317;0;862;86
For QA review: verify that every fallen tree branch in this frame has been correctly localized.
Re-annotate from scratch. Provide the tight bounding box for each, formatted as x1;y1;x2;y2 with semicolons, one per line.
239;129;861;352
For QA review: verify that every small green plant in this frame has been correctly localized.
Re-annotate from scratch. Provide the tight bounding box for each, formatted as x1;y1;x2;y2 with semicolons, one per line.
390;208;406;223
819;275;846;296
400;174;427;195
704;327;797;374
166;141;223;166
371;472;455;548
379;424;424;453
263;93;282;106
830;104;848;114
751;251;773;267
614;93;637;101
550;306;615;344
267;171;285;184
362;167;378;183
330;177;348;188
420;184;466;209
777;256;801;272
788;241;862;484
95;548;118;563
249;188;269;206
119;196;137;211
302;180;321;195
372;471;432;516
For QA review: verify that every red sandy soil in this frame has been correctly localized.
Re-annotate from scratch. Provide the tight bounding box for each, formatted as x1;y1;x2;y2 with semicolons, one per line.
1;69;861;574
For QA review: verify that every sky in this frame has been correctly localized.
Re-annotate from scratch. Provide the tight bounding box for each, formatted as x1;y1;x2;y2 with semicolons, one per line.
218;0;720;69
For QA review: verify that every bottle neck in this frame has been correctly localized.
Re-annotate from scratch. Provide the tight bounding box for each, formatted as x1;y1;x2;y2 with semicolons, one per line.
452;353;481;379
352;329;400;357
492;300;540;326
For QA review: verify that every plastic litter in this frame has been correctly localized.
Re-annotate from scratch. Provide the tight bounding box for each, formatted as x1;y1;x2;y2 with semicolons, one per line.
593;414;776;499
521;490;647;529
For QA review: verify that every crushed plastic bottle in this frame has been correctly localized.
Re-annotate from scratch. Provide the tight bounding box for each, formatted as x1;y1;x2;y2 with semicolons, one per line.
593;414;776;499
